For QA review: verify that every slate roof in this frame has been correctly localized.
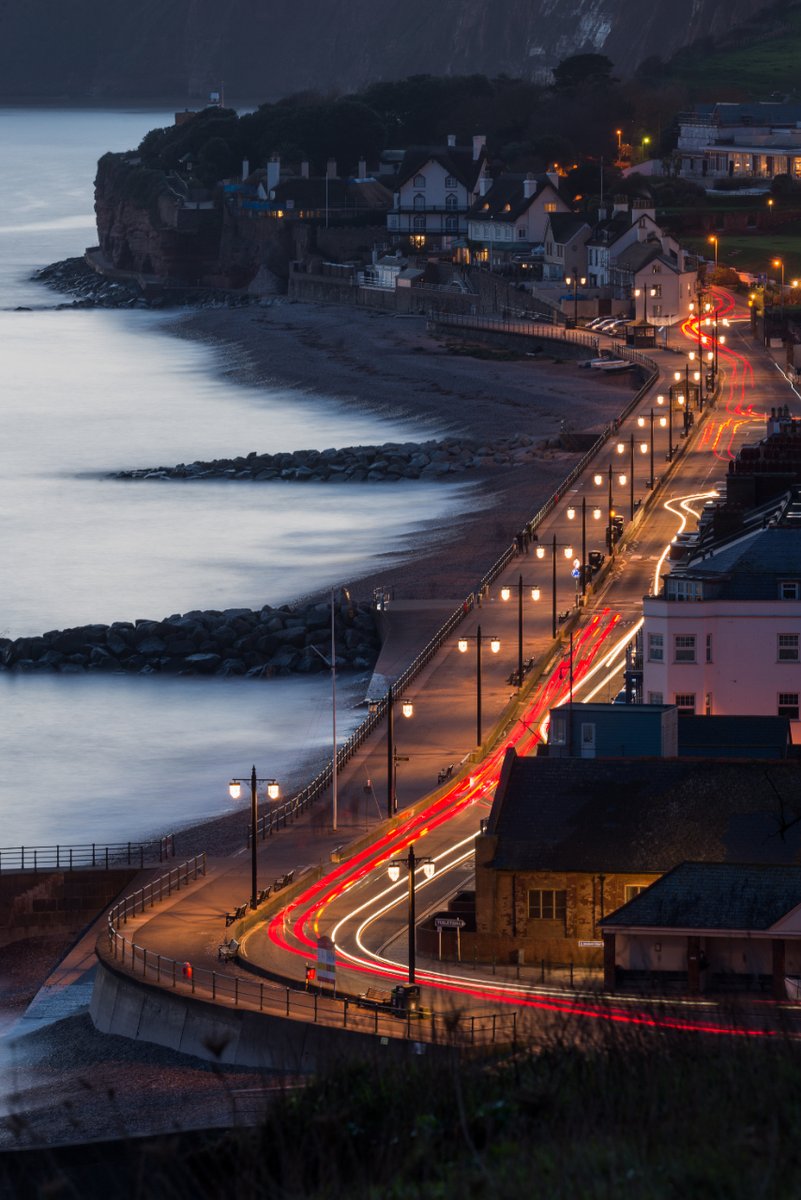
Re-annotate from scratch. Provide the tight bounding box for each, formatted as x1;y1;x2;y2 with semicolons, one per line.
586;213;636;248
467;174;562;222
396;145;485;191
486;750;801;874
679;526;801;599
601;862;801;931
712;102;801;128
269;176;392;211
546;212;590;243
613;239;672;275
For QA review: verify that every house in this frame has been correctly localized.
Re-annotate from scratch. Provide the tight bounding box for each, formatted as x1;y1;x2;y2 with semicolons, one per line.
467;749;801;967
642;413;801;732
387;135;489;251
677;102;801;183
610;236;698;326
227;157;392;224
601;862;801;997
467;172;571;267
541;212;592;282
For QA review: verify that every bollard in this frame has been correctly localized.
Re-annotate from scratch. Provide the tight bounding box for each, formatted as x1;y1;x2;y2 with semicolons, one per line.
182;961;193;984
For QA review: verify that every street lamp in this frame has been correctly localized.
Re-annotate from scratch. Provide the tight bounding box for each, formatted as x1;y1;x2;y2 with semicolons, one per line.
228;766;280;909
633;284;656;326
641;135;651;162
773;257;785;318
616;129;622;155
656;392;673;463
387;845;435;986
457;625;500;745
377;686;415;819
638;410;656;487
565;274;586;326
708;235;718;268
535;534;574;637
500;576;541;689
566;497;589;599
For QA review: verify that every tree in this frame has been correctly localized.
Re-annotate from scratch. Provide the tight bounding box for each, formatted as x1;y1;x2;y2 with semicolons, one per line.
552;54;615;91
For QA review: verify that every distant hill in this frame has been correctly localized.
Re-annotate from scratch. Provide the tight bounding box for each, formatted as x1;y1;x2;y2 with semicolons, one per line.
0;0;782;103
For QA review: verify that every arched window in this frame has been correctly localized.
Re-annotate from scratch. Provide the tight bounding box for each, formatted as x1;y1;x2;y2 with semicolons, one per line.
445;215;458;232
413;193;426;210
413;174;426;188
445;193;458;210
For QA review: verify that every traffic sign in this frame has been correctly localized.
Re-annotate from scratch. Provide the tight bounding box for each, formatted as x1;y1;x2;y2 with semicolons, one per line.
571;567;580;579
435;916;466;929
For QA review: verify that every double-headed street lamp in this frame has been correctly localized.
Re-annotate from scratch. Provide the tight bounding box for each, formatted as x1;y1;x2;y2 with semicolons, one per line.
565;273;586;326
637;408;666;487
379;686;414;819
501;576;541;689
458;625;500;745
595;463;626;554
387;845;435;985
535;534;574;638
228;767;280;909
656;392;673;462
633;284;656;326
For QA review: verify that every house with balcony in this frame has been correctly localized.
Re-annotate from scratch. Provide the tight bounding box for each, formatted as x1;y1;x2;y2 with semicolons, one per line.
387;135;489;252
466;172;570;267
677;101;801;183
610;236;698;324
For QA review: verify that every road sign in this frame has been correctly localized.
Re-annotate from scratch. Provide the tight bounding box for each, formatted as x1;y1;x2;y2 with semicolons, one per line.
316;934;336;985
571;567;581;579
435;916;466;929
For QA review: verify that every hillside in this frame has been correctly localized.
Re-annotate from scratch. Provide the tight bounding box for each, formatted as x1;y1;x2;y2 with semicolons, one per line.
0;0;776;103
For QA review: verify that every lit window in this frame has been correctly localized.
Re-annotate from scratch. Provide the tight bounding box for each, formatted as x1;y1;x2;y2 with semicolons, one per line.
651;283;662;297
528;889;566;920
625;884;647;903
674;635;696;663
675;693;696;713
778;693;799;719
647;633;663;661
544;202;558;212
778;634;799;662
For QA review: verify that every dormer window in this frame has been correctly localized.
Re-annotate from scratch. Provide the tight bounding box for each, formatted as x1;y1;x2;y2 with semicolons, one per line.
413;174;426;188
445;175;458;188
482;201;490;210
780;581;800;599
503;202;511;212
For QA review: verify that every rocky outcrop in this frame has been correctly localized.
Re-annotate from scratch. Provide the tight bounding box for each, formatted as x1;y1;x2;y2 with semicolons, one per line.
112;435;551;484
0;600;380;678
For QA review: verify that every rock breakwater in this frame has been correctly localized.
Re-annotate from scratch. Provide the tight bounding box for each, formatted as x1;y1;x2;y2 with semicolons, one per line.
0;598;379;678
113;434;548;484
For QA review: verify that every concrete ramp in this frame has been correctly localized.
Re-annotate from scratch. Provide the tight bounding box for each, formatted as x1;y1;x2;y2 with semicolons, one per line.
365;600;466;702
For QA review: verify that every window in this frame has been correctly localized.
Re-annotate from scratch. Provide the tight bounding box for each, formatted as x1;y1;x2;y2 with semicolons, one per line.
652;304;663;316
413;174;426;188
444;215;458;232
666;578;703;601
675;693;696;714
647;633;664;662
413;193;425;210
705;692;713;716
517;227;526;238
778;693;799;719
706;633;713;663
528;889;566;920
648;691;663;705
778;634;799;662
444;175;457;189
625;884;647;903
549;713;567;745
412;215;425;232
544;201;558;212
445;192;458;210
651;283;662;297
674;634;696;663
779;581;800;600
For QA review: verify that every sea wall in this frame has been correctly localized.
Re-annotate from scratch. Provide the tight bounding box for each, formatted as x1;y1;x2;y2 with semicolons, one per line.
0;599;379;678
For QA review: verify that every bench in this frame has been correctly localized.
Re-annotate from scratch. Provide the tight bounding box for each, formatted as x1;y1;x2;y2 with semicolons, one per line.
272;869;295;892
437;763;454;784
225;902;248;927
357;986;393;1009
256;885;272;905
217;938;239;962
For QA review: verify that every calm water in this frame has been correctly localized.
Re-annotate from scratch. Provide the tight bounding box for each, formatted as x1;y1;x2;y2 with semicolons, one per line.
0;109;475;847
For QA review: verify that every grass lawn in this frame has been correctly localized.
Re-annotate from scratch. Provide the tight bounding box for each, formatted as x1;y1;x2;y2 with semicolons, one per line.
669;7;801;100
683;232;801;281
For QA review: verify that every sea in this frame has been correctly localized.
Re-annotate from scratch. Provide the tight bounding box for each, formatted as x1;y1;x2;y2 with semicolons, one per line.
0;108;474;849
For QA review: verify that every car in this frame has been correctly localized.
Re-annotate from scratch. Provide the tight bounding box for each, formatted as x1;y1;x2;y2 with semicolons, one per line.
586;316;609;330
613;687;629;705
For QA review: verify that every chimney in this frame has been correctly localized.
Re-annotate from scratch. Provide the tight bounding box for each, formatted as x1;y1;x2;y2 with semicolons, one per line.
612;194;629;217
358;158;367;179
326;158;338;179
523;173;537;200
479;175;491;197
266;156;281;191
472;134;486;161
301;160;310;179
546;170;560;191
632;197;656;221
447;133;456;147
241;159;250;181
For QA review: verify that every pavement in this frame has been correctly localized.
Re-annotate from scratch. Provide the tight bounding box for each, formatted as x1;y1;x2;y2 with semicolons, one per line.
8;300;800;1044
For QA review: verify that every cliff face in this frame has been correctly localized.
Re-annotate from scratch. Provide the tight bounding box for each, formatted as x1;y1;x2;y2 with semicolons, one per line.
0;0;772;101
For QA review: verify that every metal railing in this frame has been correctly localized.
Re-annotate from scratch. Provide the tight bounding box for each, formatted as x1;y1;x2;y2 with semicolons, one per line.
428;311;598;348
0;835;175;873
107;853;207;926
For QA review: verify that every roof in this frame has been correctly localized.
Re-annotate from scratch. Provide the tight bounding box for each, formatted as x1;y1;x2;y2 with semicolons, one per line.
396;145;486;192
546;212;591;243
467;174;563;223
682;526;801;598
678;716;791;759
601;861;801;931
586;213;635;248
712;102;801;127
269;176;392;211
485;750;801;874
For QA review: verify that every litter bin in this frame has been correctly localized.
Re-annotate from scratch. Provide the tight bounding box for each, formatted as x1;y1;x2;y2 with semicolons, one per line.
391;984;421;1014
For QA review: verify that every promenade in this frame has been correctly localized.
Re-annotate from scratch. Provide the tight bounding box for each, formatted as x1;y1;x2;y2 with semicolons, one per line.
11;302;798;1062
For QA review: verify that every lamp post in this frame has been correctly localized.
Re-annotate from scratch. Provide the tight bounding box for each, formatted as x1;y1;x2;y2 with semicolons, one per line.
535;534;574;637
387;845;435;986
500;576;541;689
656;392;672;463
457;625;500;745
616;434;637;521
565;274;586;326
566;497;588;599
773;257;785;318
638;410;656;487
708;234;718;269
228;767;280;909
595;465;620;555
634;284;656;326
382;685;414;819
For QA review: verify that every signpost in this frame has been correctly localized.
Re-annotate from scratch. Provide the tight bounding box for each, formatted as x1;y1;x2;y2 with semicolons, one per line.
435;915;466;962
316;934;336;992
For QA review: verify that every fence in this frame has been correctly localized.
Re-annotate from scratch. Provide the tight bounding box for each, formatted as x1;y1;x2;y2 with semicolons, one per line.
0;835;176;873
107;853;207;926
428;310;598;348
